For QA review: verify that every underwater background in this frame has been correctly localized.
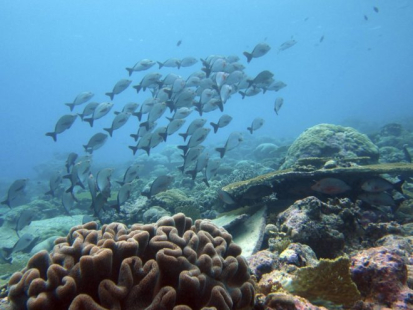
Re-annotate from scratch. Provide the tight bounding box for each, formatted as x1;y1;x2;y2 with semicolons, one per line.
1;0;413;181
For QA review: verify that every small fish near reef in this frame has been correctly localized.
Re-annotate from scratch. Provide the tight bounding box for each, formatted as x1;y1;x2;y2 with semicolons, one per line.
311;178;351;195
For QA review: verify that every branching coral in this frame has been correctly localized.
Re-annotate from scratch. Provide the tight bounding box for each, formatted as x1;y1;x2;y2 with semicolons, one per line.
7;213;255;310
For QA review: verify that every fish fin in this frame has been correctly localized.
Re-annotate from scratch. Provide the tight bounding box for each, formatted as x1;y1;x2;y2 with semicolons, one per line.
0;248;12;264
103;127;113;137
133;84;142;94
128;145;138;155
185;170;197;180
217;100;224;112
126;67;133;76
141;191;151;199
132;111;142;121
83;117;94;127
166;117;173;122
238;91;246;99
177;61;181;69
157;61;164;69
166;100;175;113
202;178;210;187
177;165;184;174
140;121;149;131
65;103;75;111
45;190;54;197
243;51;253;63
116;181;125;186
247;127;253;134
77;113;84;120
159;132;167;142
130;134;139;142
215;147;226;159
177;145;188;155
114;111;120;115
45;132;57;142
210;122;219;134
105;92;114;100
109;203;120;214
178;133;188;142
0;199;11;209
142;146;151;156
394;178;406;194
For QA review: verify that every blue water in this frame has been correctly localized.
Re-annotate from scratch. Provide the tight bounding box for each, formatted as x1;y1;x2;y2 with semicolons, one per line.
1;0;413;187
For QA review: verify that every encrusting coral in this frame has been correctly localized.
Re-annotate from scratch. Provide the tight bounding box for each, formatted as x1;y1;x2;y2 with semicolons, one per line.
6;213;255;310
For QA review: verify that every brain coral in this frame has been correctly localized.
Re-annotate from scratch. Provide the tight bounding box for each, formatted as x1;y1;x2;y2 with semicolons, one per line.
280;123;379;169
6;213;255;310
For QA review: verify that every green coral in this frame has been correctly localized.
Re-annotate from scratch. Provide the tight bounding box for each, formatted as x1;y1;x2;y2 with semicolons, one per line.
280;123;379;169
174;205;201;220
282;256;361;308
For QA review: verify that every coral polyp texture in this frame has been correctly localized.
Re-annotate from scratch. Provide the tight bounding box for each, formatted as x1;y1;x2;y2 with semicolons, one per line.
6;213;255;310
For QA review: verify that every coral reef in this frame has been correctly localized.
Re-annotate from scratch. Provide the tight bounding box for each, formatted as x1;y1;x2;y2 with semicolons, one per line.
351;246;413;309
6;213;255;310
280;123;379;170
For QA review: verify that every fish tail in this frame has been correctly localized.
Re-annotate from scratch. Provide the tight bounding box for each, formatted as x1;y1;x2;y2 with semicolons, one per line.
157;61;164;69
0;199;11;209
77;113;84;120
103;127;113;137
45;132;57;142
185;170;197;180
65;103;75;111
166;117;173;122
129;145;137;155
215;147;226;159
142;146;151;156
105;92;114;100
141;191;151;199
0;248;12;264
238;91;246;99
83;117;94;127
247;127;253;134
159;132;167;142
210;122;219;134
178;145;188;155
243;51;253;63
177;165;184;174
166;100;175;113
130;134;139;141
133;84;142;94
202;178;210;187
126;67;133;76
178;133;188;142
132;111;142;121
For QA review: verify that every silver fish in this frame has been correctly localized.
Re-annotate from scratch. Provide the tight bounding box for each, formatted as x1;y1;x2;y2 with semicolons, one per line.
78;101;99;120
129;132;152;156
130;121;156;142
97;168;114;193
203;158;221;187
186;151;209;180
46;114;78;142
65;91;94;111
168;107;192;121
218;189;235;204
247;70;274;87
65;152;78;173
134;72;163;93
361;178;402;193
114;102;139;115
311;178;351;195
45;171;62;197
126;59;156;76
15;210;35;237
278;39;297;53
215;131;243;158
83;133;108;154
225;70;245;85
105;79;132;100
171;78;186;95
88;173;98;214
358;192;396;208
104;112;131;137
150;126;167;149
178;127;211;155
274;97;284;115
247;117;265;134
243;42;271;63
1;233;36;260
210;114;233;133
61;191;75;216
239;86;261;99
158;58;181;69
84;102;114;127
160;73;181;87
111;183;132;213
185;76;201;88
1;179;28;208
178;145;205;173
164;119;186;141
220;84;232;104
64;160;89;194
199;98;222;114
172;88;196;109
264;81;287;93
145;101;167;126
180;56;198;67
118;164;140;185
179;118;207;141
133;98;158;121
142;175;174;198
